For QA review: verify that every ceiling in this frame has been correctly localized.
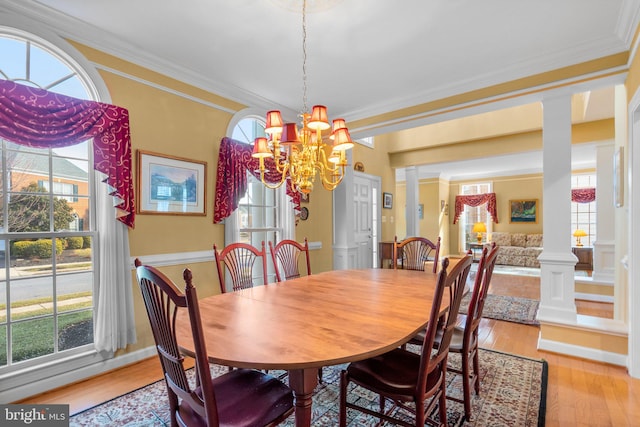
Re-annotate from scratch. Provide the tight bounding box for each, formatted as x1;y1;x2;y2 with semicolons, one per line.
2;0;638;178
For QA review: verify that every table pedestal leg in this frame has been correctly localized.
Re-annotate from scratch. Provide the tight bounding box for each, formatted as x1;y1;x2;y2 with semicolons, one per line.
287;368;318;427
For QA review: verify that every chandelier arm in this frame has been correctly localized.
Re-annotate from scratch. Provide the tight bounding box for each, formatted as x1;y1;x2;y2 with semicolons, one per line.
258;160;289;190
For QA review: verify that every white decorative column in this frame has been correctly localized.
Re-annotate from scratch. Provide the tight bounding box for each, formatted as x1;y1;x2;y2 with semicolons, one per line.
537;93;578;323
405;166;419;237
592;142;615;282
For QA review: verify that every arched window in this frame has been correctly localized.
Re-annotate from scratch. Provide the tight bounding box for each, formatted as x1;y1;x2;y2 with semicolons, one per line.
0;23;134;399
225;112;295;284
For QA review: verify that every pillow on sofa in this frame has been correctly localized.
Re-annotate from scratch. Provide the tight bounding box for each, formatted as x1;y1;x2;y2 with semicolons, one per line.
526;234;543;248
491;232;511;246
511;233;527;247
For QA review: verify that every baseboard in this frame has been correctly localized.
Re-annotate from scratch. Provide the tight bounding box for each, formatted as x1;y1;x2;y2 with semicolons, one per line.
2;346;157;403
575;292;614;303
537;337;627;367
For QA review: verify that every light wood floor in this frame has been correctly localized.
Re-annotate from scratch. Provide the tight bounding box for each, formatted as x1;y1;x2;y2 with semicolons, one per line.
17;273;640;426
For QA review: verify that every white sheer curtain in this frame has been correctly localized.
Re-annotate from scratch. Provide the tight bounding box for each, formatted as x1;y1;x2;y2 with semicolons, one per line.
94;172;136;352
279;187;295;241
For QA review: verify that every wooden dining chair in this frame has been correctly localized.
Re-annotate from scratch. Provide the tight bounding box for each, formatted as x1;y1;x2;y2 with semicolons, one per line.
268;238;311;282
214;241;268;293
445;242;499;420
134;259;294;427
338;255;473;427
393;236;441;273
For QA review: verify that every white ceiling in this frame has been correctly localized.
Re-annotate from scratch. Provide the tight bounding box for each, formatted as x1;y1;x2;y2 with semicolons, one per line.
2;0;637;178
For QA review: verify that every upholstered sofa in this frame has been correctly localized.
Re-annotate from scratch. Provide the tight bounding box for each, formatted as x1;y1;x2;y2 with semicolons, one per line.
486;232;543;267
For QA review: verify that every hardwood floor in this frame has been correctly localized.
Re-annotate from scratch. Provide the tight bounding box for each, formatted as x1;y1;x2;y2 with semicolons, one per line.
16;273;640;426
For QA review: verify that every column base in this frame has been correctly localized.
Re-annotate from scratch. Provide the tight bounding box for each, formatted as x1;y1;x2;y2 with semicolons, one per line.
537;251;577;323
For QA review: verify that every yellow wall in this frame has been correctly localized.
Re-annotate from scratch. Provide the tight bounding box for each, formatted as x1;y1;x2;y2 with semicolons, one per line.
71;42;397;355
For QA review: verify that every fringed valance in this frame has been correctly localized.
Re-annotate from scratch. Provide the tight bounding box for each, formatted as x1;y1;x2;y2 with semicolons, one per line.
453;193;498;224
571;187;595;203
213;137;300;223
0;79;135;227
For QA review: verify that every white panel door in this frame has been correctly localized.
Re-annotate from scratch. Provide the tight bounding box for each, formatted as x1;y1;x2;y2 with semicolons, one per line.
354;174;373;268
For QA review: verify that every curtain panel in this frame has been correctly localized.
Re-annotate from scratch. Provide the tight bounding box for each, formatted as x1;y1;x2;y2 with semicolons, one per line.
0;79;135;228
214;137;300;223
571;187;596;203
453;193;499;224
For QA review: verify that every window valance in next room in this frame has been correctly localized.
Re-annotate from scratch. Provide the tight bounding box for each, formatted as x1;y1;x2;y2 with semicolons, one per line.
0;79;135;228
453;193;498;224
571;187;595;203
213;137;301;223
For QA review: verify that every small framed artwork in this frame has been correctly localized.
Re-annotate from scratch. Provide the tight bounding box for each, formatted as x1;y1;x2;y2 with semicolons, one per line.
383;192;393;209
300;192;310;203
509;199;538;223
137;150;207;215
418;204;424;219
614;147;624;207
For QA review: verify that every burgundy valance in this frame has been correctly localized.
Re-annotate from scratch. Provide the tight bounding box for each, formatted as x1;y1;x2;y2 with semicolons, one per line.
213;137;300;223
571;187;595;203
453;192;498;224
0;79;135;227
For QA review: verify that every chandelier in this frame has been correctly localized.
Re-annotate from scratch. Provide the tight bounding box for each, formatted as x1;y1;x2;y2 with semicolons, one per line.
251;0;354;194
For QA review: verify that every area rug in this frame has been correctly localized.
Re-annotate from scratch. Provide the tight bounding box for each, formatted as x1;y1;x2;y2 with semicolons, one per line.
460;293;540;326
70;348;547;427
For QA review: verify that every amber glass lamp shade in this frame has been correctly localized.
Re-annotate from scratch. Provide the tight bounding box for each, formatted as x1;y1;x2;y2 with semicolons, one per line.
573;229;587;247
472;222;487;243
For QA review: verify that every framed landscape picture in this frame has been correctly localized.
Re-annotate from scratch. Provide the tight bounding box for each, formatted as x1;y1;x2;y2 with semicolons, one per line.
509;199;538;223
137;150;207;215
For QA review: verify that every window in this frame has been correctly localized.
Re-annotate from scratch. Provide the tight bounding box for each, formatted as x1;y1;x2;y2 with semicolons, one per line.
228;116;283;284
459;182;492;250
0;34;95;371
571;173;596;246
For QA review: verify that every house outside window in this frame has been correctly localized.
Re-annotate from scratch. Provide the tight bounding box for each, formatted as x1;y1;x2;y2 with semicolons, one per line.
0;34;96;371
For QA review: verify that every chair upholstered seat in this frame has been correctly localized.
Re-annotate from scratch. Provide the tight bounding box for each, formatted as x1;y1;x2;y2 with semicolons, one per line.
178;368;294;427
345;348;444;399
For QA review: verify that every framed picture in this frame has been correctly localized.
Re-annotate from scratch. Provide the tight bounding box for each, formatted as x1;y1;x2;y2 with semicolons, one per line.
509;199;538;223
137;150;207;215
383;192;393;209
300;192;310;203
418;204;424;219
614;147;624;207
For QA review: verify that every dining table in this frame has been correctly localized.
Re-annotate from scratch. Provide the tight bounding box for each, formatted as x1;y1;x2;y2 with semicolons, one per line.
175;267;448;427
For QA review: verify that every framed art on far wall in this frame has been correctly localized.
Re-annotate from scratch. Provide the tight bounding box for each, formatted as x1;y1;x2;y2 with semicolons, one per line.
137;150;207;215
383;192;393;209
509;199;538;223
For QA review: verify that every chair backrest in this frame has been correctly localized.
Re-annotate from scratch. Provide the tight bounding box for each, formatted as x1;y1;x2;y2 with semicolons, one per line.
393;236;441;273
417;255;473;394
214;241;268;293
134;259;220;426
464;242;499;336
269;238;311;282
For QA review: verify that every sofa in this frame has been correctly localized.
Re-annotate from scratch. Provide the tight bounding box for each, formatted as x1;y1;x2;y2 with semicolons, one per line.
486;232;543;268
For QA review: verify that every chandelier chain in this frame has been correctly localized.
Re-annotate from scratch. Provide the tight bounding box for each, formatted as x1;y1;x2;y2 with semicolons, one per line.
302;0;308;113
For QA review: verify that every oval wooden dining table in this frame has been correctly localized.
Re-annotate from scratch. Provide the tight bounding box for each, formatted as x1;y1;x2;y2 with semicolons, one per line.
175;267;447;427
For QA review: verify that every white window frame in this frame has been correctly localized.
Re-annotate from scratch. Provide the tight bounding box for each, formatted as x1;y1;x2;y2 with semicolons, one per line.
458;182;493;252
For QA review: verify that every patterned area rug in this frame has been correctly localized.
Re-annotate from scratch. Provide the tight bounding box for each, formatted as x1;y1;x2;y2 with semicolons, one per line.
70;348;547;427
460;294;540;326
